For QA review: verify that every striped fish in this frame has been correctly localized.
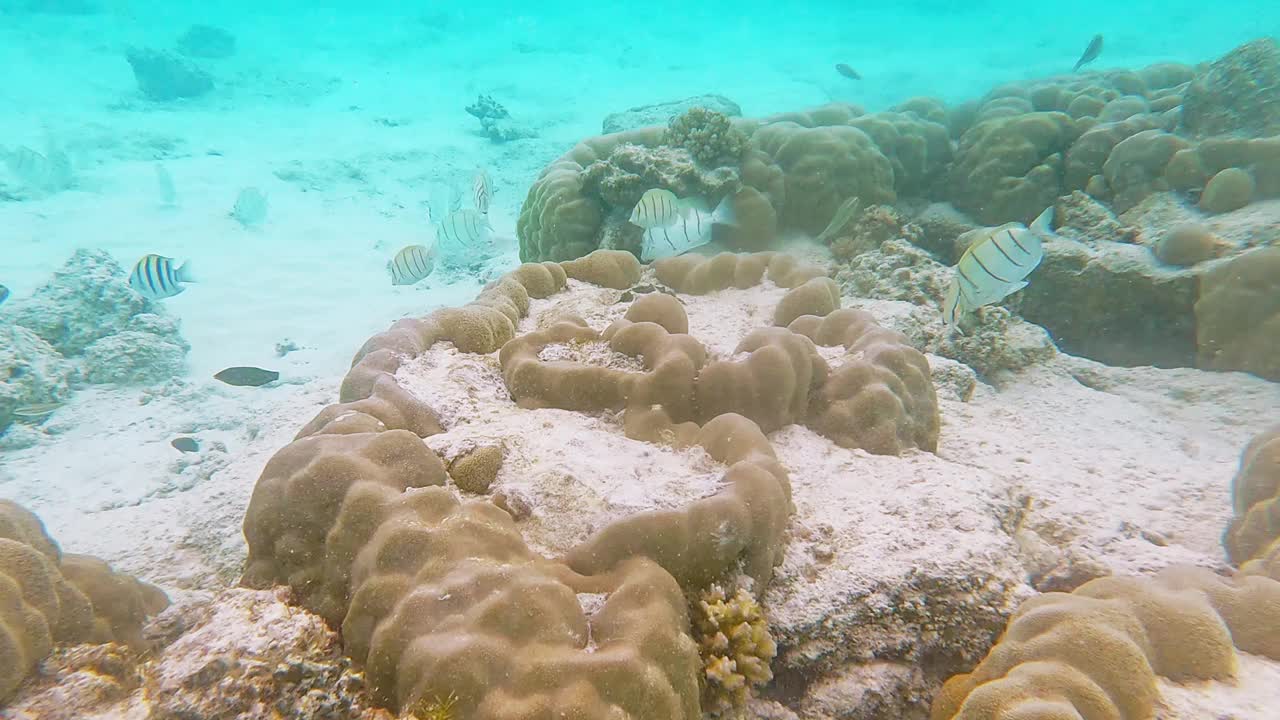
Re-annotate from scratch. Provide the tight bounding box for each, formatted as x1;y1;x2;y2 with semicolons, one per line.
427;181;462;224
437;208;492;251
641;195;736;263
389;244;437;285
128;254;196;300
629;188;681;229
473;168;492;215
943;206;1053;327
0;283;9;306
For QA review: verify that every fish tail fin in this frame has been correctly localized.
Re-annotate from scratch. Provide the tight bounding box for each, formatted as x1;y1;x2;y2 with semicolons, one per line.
1030;206;1055;236
176;260;197;283
711;194;737;227
942;280;962;326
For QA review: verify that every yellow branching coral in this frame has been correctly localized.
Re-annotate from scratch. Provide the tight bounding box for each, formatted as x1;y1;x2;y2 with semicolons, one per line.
408;692;458;720
694;586;777;716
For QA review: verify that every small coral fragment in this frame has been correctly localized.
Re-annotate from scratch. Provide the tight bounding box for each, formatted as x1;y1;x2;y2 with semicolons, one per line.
694;586;777;716
664;106;750;166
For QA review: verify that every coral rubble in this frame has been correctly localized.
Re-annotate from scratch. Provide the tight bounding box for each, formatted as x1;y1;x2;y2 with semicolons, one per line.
465;94;536;143
1;250;189;433
124;47;214;101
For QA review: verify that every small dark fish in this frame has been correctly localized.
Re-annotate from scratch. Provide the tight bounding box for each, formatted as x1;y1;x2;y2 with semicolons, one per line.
171;437;200;453
1074;34;1103;71
214;366;279;387
835;63;862;80
0;284;8;305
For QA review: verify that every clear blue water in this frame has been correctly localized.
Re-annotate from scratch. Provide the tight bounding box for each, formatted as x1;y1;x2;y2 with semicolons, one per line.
1;1;1279;717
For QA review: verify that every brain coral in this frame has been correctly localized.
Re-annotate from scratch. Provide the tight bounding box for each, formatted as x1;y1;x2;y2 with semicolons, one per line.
1224;425;1280;572
789;309;939;455
242;256;834;716
518;103;907;262
1101;128;1190;212
931;566;1280;720
749;121;895;235
0;501;168;703
1199;166;1255;213
564;409;792;590
1181;37;1280;138
1194;246;1280;381
653;251;826;295
849;110;953;196
947;111;1077;225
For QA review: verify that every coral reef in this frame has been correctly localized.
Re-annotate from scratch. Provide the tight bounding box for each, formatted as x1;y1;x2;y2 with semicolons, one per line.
124;47;214;101
0;325;74;433
664;107;750;166
0;500;167;702
789;309;939;454
519;103;902;262
1194;247;1280;380
464;94;536;143
82;328;188;384
3;588;389;719
604;94;742;134
235;248;961;718
581;141;740;211
0;250;190;427
947;111;1076;225
931;566;1280;719
1181;37;1280;138
1224;426;1280;572
1200;166;1256;213
1015;206;1200;370
7;250;173;356
1153;223;1229;266
2;250;190;433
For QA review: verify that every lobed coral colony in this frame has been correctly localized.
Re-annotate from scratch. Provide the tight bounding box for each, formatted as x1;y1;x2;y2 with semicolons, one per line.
3;37;1280;720
518;38;1280;381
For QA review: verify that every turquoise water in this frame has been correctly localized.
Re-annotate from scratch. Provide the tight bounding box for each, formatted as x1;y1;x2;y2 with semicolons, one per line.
2;1;1279;717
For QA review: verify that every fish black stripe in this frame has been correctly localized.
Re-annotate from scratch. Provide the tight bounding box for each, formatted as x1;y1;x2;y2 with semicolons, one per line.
663;227;674;250
989;233;1027;267
969;252;1015;283
162;259;177;293
1006;229;1030;254
956;265;983;294
145;256;161;295
413;248;427;276
407;249;420;277
156;257;171;295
